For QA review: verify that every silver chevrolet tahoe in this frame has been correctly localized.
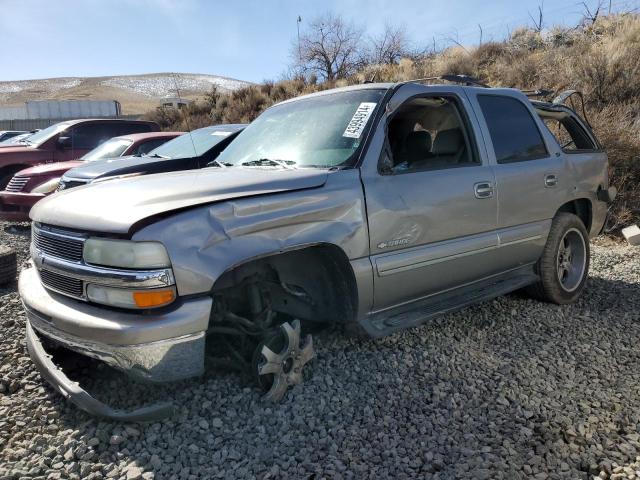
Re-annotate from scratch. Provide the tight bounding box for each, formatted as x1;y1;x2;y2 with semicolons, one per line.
19;81;615;420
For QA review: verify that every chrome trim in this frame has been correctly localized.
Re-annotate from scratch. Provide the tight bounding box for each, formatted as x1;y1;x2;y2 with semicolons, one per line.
35;255;175;289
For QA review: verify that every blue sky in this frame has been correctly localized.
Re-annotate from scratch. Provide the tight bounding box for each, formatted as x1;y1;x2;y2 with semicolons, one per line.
0;0;635;83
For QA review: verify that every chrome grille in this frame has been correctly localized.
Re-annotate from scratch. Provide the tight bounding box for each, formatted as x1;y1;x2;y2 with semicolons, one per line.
39;269;84;298
32;226;84;262
5;176;28;192
57;179;87;191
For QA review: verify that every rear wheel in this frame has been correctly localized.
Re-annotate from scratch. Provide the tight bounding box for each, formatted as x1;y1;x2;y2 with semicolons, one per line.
526;213;590;304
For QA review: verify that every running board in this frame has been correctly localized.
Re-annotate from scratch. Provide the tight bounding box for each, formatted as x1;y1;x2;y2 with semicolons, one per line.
361;267;538;338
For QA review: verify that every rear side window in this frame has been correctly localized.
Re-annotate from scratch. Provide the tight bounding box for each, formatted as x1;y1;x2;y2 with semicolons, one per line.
478;95;548;164
69;124;116;149
134;138;167;155
542;116;597;152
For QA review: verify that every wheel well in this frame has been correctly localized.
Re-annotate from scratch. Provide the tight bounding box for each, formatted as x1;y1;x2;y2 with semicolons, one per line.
211;244;359;325
558;199;592;232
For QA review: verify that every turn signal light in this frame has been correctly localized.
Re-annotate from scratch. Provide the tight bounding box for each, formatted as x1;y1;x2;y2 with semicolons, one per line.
132;289;176;308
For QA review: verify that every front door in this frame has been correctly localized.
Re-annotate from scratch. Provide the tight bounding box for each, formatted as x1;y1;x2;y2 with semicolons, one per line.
360;86;501;311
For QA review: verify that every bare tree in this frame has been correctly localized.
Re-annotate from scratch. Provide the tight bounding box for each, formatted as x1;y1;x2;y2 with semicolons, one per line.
294;13;365;81
528;1;544;32
368;24;412;65
581;1;605;25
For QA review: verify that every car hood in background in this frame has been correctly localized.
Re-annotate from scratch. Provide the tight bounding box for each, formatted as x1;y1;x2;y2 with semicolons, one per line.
64;155;181;181
31;167;329;234
17;160;84;177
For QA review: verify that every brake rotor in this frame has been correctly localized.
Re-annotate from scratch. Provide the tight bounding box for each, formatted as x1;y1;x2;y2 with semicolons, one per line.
253;319;315;402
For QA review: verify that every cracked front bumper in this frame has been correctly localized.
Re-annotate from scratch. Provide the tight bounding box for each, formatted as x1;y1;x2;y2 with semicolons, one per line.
19;266;212;383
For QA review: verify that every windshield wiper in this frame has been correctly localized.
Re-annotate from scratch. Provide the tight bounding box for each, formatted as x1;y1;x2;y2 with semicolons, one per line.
144;153;170;159
241;158;297;169
207;159;233;168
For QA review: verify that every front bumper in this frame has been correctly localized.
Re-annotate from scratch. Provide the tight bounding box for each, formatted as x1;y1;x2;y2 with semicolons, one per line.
0;191;44;222
19;266;212;382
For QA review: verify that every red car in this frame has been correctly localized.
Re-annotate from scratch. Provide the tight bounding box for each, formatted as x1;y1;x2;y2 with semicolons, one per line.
0;131;182;222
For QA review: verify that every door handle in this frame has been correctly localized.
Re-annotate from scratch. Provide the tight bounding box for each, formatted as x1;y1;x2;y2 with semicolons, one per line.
474;182;494;199
544;174;558;187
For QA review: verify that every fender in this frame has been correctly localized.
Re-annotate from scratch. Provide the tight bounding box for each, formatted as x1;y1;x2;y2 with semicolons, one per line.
133;169;373;303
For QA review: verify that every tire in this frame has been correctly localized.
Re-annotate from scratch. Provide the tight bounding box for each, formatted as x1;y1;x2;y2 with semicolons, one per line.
526;212;590;304
0;246;17;285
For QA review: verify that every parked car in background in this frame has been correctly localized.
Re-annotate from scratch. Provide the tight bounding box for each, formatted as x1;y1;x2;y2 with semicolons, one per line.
19;82;615;419
0;130;27;142
0;130;38;147
0;132;182;222
0;118;159;189
57;124;245;190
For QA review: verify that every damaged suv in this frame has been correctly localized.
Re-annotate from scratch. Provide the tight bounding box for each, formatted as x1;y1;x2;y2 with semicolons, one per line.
19;81;615;420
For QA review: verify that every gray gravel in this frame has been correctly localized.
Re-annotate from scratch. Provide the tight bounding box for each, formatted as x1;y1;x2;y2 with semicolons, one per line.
1;221;640;479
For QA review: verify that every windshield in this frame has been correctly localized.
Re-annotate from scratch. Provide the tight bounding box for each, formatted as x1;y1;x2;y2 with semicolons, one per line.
81;137;133;161
0;133;30;145
20;123;70;146
216;89;386;169
148;127;236;160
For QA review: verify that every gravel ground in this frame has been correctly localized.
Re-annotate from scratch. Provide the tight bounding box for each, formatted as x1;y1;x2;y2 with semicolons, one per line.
1;222;640;479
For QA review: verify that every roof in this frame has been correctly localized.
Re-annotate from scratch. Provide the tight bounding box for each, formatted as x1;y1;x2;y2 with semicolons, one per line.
115;131;184;142
52;118;158;127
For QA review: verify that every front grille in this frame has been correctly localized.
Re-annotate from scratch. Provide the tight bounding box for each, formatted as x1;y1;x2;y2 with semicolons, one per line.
5;176;28;192
57;179;87;191
32;226;84;262
39;269;84;298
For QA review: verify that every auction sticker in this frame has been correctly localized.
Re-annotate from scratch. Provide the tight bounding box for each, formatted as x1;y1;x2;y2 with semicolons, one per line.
343;102;377;138
211;131;232;136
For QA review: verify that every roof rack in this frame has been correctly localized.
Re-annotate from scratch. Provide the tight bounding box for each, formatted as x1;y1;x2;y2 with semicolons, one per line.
405;74;490;88
522;88;555;99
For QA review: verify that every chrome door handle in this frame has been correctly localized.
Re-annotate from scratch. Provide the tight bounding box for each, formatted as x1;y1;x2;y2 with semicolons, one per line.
544;174;558;187
474;182;494;199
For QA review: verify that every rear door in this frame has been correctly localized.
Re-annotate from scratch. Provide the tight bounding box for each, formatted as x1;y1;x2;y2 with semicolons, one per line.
360;84;502;311
467;91;570;265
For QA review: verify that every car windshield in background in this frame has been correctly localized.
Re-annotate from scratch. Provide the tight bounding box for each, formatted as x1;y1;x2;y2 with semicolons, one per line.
216;88;386;169
19;123;70;146
147;127;234;160
82;138;133;161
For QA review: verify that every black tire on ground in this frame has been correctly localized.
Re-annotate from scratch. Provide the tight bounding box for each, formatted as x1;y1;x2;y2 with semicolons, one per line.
526;212;590;304
0;246;17;285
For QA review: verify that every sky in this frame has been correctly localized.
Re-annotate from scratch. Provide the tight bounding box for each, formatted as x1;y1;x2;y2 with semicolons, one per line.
1;0;638;83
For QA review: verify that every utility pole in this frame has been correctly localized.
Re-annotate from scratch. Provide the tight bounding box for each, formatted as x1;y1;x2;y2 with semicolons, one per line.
297;15;302;61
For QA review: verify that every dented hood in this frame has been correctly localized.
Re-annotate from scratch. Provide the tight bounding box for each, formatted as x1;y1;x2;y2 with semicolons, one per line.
30;167;328;234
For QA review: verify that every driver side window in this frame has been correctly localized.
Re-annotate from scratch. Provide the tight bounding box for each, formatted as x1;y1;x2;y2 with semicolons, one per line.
386;96;478;173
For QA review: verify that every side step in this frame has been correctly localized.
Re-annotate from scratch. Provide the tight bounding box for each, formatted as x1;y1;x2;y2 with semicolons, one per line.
362;267;538;338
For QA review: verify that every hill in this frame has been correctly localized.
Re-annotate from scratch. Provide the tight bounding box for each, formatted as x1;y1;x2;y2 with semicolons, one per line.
0;73;251;115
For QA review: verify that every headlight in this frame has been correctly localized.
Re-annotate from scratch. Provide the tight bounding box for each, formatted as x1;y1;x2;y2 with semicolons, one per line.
83;238;171;269
86;284;176;309
31;177;61;194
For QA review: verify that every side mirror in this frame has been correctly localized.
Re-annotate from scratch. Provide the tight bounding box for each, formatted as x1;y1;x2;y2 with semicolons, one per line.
57;136;71;150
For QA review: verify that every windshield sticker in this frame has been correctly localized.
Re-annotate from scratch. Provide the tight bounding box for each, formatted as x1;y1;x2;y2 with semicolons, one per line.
211;131;232;136
343;102;377;138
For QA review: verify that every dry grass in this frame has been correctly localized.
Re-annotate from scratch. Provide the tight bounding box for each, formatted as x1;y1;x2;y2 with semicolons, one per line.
145;13;640;232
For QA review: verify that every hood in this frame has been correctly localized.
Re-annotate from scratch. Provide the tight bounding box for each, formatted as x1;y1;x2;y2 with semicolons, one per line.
31;167;329;234
16;160;83;177
64;155;157;180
